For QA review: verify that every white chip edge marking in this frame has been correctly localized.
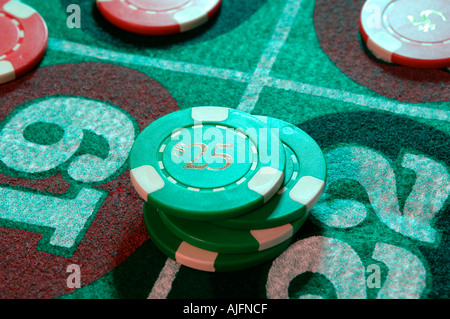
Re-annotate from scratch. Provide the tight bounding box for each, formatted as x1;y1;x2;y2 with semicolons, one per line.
0;61;16;83
130;165;165;201
174;7;209;33
289;176;325;211
191;107;229;122
236;131;247;139
248;166;283;203
291;154;297;164
176;242;217;272
4;0;36;19
251;224;293;251
171;130;181;139
167;176;177;184
367;31;402;62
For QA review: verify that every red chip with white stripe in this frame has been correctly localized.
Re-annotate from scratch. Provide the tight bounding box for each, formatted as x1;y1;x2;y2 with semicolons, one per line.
359;0;450;68
0;0;48;84
96;0;222;35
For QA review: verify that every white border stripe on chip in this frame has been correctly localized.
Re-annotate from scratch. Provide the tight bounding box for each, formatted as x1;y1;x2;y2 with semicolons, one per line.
251;224;294;251
191;106;229;122
248;167;284;203
4;0;36;18
0;61;16;83
289;176;325;211
176;242;217;272
130;165;165;200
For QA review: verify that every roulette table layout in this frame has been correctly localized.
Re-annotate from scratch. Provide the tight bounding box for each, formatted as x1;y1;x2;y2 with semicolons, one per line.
0;0;448;302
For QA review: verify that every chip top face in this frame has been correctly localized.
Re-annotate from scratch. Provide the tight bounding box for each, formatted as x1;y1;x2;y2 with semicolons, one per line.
161;124;257;189
387;0;449;43
129;107;286;221
359;0;450;68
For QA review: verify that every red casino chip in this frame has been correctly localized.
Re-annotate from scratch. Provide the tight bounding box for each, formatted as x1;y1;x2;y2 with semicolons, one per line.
96;0;222;35
0;0;48;84
359;0;450;68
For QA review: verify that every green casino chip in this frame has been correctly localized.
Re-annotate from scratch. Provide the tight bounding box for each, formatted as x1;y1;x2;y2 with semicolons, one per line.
159;209;307;254
213;116;326;229
129;107;286;221
143;203;291;272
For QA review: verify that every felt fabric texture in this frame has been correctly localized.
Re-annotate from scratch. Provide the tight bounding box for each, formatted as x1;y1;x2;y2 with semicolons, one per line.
0;63;178;298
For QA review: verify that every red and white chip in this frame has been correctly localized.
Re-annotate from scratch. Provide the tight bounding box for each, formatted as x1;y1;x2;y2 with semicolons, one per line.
96;0;222;35
359;0;450;68
0;0;48;84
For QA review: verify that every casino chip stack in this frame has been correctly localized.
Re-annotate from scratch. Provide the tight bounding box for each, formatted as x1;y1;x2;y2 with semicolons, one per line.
96;0;223;35
130;107;327;272
0;0;48;85
359;0;450;68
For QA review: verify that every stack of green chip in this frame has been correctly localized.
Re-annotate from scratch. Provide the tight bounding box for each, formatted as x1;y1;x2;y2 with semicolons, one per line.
129;107;326;272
